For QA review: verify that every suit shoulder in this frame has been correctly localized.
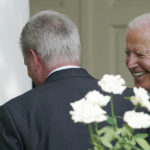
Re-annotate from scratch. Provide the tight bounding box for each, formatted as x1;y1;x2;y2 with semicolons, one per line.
2;84;47;108
122;87;134;97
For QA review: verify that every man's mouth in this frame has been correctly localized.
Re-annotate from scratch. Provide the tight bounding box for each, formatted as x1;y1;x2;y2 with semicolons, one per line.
133;72;146;77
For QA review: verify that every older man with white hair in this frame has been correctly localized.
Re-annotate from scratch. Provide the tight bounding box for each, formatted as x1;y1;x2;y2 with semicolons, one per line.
126;13;150;93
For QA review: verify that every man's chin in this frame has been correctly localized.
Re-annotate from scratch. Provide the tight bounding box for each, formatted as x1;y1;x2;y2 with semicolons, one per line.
134;82;149;91
134;81;143;88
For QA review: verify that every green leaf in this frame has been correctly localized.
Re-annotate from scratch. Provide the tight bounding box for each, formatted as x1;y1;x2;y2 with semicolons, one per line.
124;143;141;150
106;116;114;126
101;138;113;149
121;124;133;137
133;133;148;139
135;138;150;150
115;128;122;135
97;126;110;135
100;128;116;148
94;146;104;150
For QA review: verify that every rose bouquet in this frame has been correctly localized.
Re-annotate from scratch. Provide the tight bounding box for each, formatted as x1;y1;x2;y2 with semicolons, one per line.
69;74;150;150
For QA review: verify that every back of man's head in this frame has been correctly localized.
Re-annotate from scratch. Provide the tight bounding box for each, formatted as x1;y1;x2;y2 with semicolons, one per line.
20;10;81;67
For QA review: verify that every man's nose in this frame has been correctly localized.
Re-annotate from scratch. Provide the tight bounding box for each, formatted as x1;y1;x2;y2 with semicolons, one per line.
127;54;138;69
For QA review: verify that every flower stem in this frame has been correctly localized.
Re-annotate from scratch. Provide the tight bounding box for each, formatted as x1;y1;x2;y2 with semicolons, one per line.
94;122;98;133
134;104;139;110
110;92;118;130
88;124;95;144
88;124;104;150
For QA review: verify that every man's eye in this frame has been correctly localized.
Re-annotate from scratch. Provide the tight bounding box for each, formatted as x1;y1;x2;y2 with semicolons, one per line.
136;53;144;57
125;50;130;56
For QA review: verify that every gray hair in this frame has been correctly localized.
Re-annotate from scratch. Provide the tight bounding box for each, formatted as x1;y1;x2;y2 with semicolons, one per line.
127;13;150;31
20;10;81;66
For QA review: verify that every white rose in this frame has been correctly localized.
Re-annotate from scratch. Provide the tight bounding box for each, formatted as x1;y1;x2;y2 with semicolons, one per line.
98;74;126;94
123;110;150;129
85;90;110;107
70;98;107;124
130;87;150;111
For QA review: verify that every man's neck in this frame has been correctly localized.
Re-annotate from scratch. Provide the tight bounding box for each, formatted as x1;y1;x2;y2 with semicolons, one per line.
47;65;80;77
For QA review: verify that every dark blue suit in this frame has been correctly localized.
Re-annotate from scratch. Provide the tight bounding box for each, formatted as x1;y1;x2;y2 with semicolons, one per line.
0;68;138;150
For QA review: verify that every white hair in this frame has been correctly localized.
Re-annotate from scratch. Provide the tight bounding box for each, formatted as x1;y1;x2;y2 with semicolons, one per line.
127;13;150;31
20;10;81;66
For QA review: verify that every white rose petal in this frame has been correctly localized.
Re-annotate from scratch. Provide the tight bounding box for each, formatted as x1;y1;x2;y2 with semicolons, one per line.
98;74;126;94
70;98;86;110
123;110;150;129
85;90;110;107
130;87;150;111
70;98;107;124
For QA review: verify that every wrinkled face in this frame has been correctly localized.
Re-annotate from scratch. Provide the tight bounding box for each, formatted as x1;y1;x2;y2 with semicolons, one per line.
126;28;150;92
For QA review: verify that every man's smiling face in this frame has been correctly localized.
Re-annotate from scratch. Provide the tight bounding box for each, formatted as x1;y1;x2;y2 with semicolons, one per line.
126;27;150;92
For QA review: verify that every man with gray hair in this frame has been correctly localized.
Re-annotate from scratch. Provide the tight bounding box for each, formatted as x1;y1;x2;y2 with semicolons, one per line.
126;13;150;93
125;13;150;144
0;10;135;150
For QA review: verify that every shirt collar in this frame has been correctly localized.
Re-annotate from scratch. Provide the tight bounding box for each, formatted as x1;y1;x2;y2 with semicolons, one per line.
47;65;80;77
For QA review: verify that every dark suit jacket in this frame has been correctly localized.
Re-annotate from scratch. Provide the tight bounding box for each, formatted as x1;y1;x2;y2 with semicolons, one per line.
0;68;138;150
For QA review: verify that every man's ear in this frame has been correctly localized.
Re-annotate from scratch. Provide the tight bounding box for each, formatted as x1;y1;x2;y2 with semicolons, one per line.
29;49;42;70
